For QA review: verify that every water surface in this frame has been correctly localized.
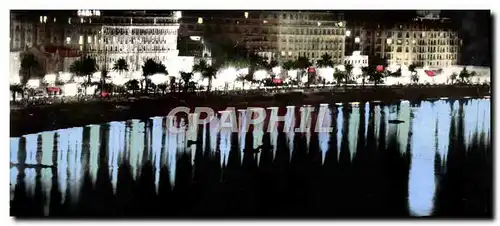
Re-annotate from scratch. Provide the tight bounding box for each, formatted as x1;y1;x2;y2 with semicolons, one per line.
10;98;492;218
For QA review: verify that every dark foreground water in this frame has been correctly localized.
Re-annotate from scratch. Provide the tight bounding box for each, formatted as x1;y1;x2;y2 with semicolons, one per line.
10;98;492;218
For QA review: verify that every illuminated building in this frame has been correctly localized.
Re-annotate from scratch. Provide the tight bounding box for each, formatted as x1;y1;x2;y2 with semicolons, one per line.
344;15;461;68
179;11;346;64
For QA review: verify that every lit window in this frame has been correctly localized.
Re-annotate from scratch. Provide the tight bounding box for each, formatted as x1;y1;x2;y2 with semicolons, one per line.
79;36;83;45
68;18;71;24
288;51;292;56
412;40;416;44
197;17;203;24
81;18;84;23
244;12;249;19
338;22;343;27
87;36;92;44
386;38;392;45
43;16;47;23
263;20;268;24
89;18;92;24
39;16;43;23
346;30;351;37
96;10;101;16
281;51;285;56
66;37;71;44
317;22;321;26
355;37;360;43
54;17;56;23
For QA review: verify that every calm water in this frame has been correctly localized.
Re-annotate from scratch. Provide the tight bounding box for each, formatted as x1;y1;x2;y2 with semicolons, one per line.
10;98;492;218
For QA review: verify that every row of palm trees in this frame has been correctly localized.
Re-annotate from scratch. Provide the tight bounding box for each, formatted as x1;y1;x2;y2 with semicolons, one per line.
11;52;482;101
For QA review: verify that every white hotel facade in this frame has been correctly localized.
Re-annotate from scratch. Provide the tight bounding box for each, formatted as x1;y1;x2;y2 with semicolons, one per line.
10;10;195;81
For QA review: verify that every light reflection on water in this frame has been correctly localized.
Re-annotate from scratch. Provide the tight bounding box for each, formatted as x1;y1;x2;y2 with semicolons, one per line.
10;99;492;217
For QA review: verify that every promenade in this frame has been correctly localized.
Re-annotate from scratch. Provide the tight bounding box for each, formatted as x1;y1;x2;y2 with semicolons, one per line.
10;85;491;137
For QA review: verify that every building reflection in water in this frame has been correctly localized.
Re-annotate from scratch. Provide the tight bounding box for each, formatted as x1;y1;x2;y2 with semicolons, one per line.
408;101;438;216
317;104;331;164
151;117;163;193
285;106;295;161
336;103;343;160
9;99;492;217
88;124;100;186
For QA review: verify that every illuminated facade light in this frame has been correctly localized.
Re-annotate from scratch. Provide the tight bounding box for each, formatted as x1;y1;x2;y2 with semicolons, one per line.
174;11;182;20
263;20;268;24
190;36;201;41
354;37;360;43
54;17;56;22
386;38;392;45
317;22;321;26
346;30;351;37
412;40;416;44
197;17;203;24
244;12;249;19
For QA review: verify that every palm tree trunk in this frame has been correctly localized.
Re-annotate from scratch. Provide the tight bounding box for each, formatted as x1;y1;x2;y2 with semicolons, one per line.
207;78;212;93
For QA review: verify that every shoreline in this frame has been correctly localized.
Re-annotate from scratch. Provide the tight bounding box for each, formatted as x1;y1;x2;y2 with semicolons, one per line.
10;85;490;137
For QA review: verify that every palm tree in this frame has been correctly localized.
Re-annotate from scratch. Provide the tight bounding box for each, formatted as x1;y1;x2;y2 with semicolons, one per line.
344;64;353;86
316;53;334;68
180;71;193;93
100;68;109;94
202;66;217;92
361;66;370;88
333;68;344;86
70;56;98;95
157;83;168;95
112;58;129;90
125;79;140;94
295;56;312;86
408;63;417;77
411;73;419;84
113;58;129;73
282;60;295;71
449;72;458;85
369;71;384;87
142;59;167;94
192;59;210;75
